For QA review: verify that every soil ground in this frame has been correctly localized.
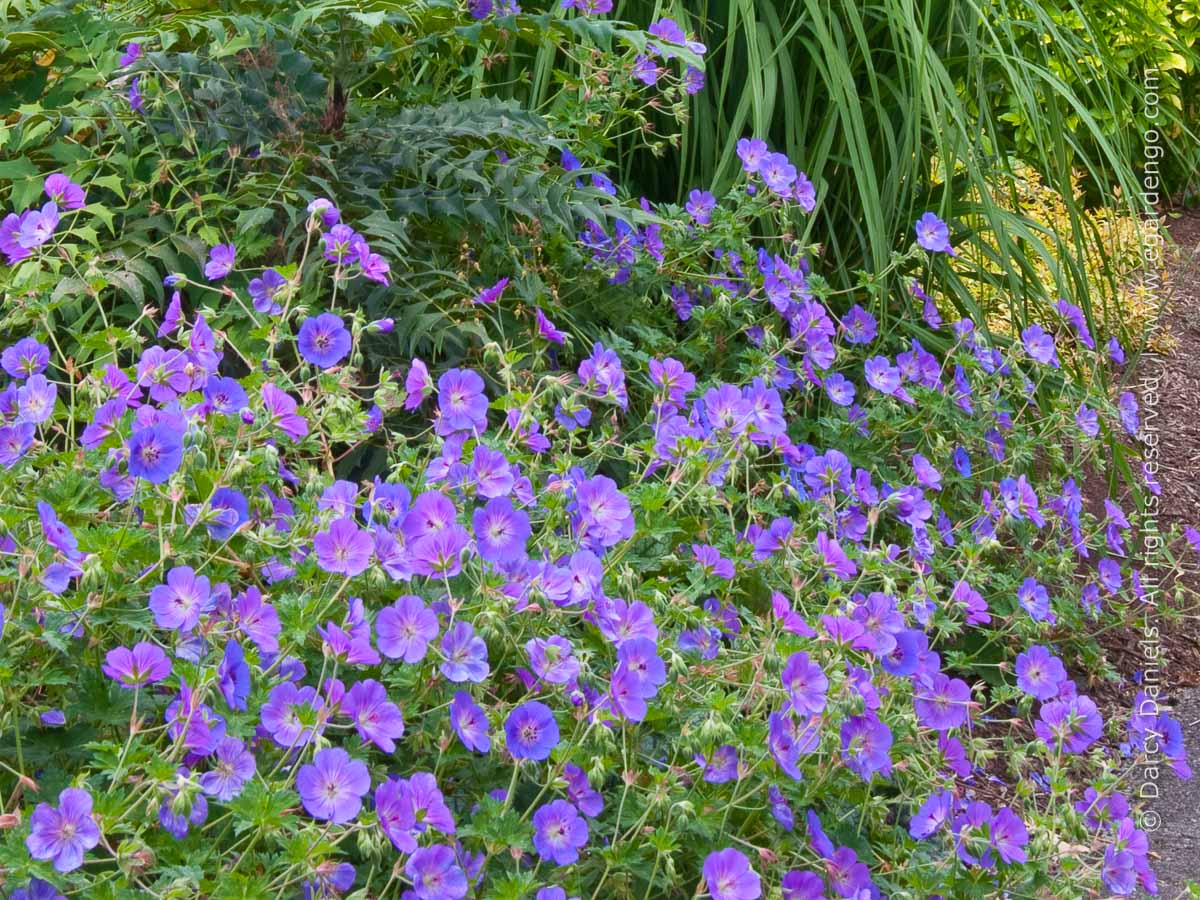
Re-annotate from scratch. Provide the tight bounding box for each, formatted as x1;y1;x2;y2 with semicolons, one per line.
1128;212;1200;898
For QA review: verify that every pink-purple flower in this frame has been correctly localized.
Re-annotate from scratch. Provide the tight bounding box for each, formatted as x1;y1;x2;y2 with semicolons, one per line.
343;679;405;752
376;594;439;663
127;422;185;483
314;517;374;576
102;641;172;688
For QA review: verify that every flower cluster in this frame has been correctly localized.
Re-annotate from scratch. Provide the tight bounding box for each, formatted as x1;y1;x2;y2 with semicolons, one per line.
1;174;84;265
0;144;1192;900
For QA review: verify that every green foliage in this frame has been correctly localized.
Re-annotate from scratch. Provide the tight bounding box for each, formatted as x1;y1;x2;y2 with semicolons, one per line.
599;0;1196;342
1;0;683;367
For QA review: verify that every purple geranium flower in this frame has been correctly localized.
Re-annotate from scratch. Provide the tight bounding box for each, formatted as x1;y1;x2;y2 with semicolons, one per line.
781;651;827;717
991;807;1029;864
736;138;769;174
472;277;509;305
405;845;468;900
915;212;954;254
563;763;603;816
1109;336;1126;364
909;790;953;839
9;878;65;900
17;374;57;424
703;848;761;900
119;42;142;67
436;368;489;435
248;268;287;314
298;313;352;369
1076;403;1099;437
527;636;581;685
439;621;490;683
1098;557;1123;594
394;772;456;839
25;788;101;873
128;422;185;483
760;153;796;195
44;174;86;210
203;487;249;541
1015;645;1068;701
1021;324;1060;367
686;189;716;226
699;745;740;783
472;497;531;564
914;673;972;731
199;736;256;801
343;679;405;752
296;747;370;823
631;54;659;85
203;375;249;416
532;799;589;865
1118;391;1139;436
1035;694;1103;753
314;518;373;576
615;637;666;699
2;337;50;379
692;543;735;580
450;691;491;753
573;475;635;549
504;700;559;760
148;566;210;632
17;203;59;250
376;778;418;853
216;643;250;710
102;641;172;688
823;372;856;407
125;77;141;112
260;682;325;748
780;870;822;899
840;713;893;780
405;358;433;410
318;621;380;667
535;307;567;344
411;525;471;577
262;383;309;440
376;595;439;663
204;243;236;281
1018;577;1054;623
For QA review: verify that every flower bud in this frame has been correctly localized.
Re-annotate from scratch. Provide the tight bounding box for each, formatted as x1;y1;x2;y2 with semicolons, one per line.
368;317;395;334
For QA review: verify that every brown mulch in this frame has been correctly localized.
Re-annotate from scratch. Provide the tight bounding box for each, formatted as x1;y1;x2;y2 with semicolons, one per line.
1092;212;1200;898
